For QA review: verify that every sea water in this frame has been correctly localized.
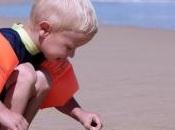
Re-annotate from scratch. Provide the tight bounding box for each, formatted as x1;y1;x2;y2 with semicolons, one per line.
93;1;175;30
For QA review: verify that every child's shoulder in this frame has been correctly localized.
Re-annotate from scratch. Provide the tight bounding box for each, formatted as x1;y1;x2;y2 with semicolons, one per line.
0;27;21;44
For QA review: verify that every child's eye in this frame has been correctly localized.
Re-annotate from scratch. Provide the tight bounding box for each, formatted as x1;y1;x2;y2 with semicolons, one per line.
66;46;73;51
67;46;71;50
66;43;74;51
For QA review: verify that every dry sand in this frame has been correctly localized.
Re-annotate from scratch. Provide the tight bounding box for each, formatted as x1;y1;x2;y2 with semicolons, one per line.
0;18;24;27
1;19;175;130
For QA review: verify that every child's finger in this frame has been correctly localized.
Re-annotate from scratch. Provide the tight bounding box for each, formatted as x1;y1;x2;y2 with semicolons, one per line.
92;116;103;130
91;121;97;127
90;126;97;130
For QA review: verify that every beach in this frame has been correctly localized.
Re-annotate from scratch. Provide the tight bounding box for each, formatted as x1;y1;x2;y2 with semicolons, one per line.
1;20;175;130
31;25;175;130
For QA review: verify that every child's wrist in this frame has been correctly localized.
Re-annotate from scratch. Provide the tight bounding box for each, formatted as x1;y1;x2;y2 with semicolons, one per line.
71;107;82;120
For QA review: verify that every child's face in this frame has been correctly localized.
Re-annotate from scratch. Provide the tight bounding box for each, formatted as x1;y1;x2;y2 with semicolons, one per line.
39;30;91;60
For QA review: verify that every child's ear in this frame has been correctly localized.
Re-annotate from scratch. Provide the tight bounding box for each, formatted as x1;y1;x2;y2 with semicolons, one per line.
39;21;52;38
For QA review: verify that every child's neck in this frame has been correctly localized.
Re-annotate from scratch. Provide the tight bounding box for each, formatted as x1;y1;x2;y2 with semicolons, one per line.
23;21;40;49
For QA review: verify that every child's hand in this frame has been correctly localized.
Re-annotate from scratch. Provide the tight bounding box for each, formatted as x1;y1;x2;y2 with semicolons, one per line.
0;108;29;130
72;108;103;130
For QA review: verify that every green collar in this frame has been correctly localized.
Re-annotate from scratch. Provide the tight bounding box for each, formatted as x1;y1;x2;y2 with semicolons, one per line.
11;23;40;55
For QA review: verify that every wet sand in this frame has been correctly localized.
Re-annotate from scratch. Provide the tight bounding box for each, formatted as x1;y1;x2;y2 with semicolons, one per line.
1;20;175;130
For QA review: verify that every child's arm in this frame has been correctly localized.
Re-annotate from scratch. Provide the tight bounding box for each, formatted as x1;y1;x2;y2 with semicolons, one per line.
0;101;28;130
38;59;103;129
55;97;103;130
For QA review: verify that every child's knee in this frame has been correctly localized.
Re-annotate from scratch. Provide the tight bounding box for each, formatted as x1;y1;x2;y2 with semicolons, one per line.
36;71;51;94
16;63;37;85
5;63;37;99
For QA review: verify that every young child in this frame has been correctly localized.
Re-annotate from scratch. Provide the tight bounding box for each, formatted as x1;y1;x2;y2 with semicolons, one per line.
0;0;103;130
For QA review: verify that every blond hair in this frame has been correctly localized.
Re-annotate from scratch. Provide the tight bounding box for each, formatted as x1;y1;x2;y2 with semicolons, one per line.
30;0;98;35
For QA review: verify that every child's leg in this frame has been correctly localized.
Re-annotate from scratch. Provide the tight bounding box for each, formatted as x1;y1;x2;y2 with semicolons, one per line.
2;66;51;127
1;63;37;130
24;70;51;124
3;63;37;113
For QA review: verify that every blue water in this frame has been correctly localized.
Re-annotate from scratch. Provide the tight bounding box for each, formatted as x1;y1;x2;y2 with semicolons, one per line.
0;4;30;18
93;2;175;30
1;2;175;30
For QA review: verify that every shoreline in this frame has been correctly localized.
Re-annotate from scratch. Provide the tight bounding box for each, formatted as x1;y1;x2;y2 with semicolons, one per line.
1;17;175;33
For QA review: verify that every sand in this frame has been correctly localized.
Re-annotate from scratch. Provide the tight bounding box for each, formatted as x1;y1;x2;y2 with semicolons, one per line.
1;19;175;130
30;26;175;130
0;18;25;27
